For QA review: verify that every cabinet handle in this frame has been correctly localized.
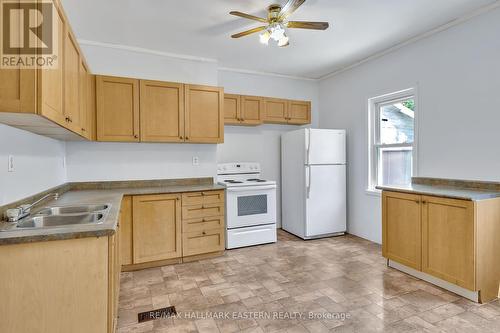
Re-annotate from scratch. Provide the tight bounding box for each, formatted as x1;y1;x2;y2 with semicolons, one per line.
415;200;420;204
81;128;86;132
134;135;138;139
185;136;189;140
202;231;206;235
65;117;70;122
179;136;183;140
422;201;427;204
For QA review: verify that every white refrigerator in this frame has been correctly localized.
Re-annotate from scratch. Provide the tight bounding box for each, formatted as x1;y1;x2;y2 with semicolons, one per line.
281;128;346;239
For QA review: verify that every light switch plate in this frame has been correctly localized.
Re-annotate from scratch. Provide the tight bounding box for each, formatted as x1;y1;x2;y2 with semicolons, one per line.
192;156;199;166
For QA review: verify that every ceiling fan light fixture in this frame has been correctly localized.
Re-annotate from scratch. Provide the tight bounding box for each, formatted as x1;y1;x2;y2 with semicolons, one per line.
259;30;271;45
269;23;285;41
278;35;289;47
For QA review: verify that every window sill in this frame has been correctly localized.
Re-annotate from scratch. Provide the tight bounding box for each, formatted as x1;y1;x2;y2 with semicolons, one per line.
366;188;382;197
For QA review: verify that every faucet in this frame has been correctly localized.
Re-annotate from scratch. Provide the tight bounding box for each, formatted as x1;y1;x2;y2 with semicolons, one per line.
4;193;59;222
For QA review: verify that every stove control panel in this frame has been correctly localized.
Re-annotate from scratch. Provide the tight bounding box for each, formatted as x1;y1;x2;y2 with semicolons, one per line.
217;162;261;175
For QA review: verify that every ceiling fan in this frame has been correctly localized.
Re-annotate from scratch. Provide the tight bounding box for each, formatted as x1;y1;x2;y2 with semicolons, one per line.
230;0;329;47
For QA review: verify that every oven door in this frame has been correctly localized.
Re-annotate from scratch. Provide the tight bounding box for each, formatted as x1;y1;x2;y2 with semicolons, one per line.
225;185;277;229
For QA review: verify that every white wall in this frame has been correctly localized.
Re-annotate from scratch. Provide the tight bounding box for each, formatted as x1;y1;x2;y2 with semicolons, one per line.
0;125;66;206
80;42;218;86
319;7;500;243
217;70;319;227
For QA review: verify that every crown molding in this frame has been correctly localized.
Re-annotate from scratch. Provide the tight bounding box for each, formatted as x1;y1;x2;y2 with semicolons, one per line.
217;67;317;81
77;39;218;63
319;1;500;81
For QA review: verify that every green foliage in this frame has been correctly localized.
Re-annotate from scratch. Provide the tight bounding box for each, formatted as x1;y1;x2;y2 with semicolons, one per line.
402;99;415;111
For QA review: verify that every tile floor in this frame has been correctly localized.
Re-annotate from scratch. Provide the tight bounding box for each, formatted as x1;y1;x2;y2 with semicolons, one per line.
117;230;500;332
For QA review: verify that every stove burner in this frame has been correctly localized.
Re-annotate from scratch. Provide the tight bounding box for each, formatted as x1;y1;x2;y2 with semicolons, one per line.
225;180;243;184
247;179;267;182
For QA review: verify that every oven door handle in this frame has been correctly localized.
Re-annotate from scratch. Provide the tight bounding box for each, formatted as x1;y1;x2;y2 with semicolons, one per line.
226;185;277;192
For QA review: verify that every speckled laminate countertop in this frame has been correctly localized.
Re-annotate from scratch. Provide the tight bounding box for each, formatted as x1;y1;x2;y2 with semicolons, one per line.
0;181;225;245
376;183;500;201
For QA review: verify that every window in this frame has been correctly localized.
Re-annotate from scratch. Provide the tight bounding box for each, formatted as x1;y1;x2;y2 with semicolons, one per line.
368;88;416;191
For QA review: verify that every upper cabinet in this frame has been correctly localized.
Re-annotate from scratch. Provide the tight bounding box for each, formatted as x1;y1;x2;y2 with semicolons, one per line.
224;94;241;125
184;85;224;143
224;94;264;126
264;98;289;124
96;77;224;144
96;76;140;142
140;80;184;143
224;94;311;126
288;100;312;125
0;0;95;141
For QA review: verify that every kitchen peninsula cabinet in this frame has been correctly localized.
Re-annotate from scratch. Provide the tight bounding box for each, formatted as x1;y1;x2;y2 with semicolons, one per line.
382;189;500;303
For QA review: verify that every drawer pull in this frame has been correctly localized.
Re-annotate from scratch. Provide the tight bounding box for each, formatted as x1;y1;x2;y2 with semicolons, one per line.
202;231;206;235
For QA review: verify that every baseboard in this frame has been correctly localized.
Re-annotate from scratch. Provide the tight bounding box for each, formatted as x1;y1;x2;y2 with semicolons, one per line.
388;259;479;302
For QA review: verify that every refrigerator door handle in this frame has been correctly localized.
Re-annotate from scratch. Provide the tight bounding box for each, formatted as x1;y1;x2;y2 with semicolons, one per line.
306;165;312;199
306;128;311;165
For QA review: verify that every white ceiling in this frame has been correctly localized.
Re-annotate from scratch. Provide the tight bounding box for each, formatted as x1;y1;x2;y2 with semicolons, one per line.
61;0;498;79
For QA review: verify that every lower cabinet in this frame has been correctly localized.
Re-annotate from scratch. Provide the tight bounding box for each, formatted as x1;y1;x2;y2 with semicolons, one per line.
382;190;500;303
132;194;182;263
382;191;422;270
0;234;120;333
421;196;475;290
120;189;225;270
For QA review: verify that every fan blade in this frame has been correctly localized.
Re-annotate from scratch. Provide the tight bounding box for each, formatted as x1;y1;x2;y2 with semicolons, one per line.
231;26;267;38
279;0;306;19
287;21;329;30
230;11;268;23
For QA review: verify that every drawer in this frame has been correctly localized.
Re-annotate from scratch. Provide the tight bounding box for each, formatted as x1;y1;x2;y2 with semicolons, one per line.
182;202;224;220
182;190;224;206
182;228;225;257
183;216;225;233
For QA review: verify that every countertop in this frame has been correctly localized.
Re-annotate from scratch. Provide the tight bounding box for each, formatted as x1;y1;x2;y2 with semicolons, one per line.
0;182;225;245
376;183;500;201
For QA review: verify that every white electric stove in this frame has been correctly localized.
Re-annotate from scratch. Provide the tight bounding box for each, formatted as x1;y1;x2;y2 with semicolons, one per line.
217;163;277;249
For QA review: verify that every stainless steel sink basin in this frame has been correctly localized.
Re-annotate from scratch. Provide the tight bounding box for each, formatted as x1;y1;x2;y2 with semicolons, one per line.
36;204;110;216
16;213;105;229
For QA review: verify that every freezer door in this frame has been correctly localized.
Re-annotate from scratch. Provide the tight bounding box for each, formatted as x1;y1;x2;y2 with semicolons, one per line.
305;164;346;237
307;129;346;165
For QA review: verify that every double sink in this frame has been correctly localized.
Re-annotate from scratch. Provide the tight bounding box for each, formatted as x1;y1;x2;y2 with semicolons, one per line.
12;204;110;230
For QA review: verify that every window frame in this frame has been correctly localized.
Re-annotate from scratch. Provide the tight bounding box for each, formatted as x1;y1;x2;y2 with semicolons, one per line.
367;88;418;194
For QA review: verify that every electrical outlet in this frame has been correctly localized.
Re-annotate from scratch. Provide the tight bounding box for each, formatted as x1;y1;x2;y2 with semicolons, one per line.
192;156;200;166
8;155;14;172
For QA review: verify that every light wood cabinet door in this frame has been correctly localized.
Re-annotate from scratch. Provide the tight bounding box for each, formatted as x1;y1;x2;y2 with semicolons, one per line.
224;94;241;125
264;98;288;124
288;100;311;125
78;61;90;138
0;69;36;114
241;95;263;125
96;76;140;142
184;84;224;143
39;3;65;125
382;191;422;270
182;228;225;257
422;196;475;290
63;30;81;134
132;194;182;264
86;74;96;140
120;196;133;266
140;80;184;142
